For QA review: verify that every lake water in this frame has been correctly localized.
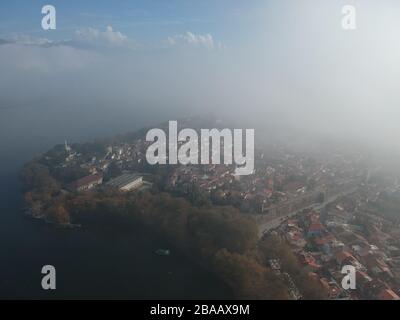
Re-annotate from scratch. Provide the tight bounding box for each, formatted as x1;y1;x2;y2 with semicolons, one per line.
0;105;232;299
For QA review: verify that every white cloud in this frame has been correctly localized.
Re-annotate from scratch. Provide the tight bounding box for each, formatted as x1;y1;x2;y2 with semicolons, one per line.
166;36;177;46
0;34;61;48
76;25;128;46
9;34;53;46
1;26;130;49
166;31;223;49
183;32;214;48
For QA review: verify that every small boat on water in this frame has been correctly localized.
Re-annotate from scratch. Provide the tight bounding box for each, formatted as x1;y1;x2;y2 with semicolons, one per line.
155;249;170;256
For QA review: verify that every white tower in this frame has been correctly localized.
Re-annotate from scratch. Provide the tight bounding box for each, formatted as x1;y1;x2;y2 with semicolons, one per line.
65;140;71;153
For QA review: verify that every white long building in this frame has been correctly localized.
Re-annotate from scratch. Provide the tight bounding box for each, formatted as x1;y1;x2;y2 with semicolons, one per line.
106;173;143;191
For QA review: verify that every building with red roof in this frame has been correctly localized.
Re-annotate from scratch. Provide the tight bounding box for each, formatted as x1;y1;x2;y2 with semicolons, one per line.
68;173;103;192
378;289;400;300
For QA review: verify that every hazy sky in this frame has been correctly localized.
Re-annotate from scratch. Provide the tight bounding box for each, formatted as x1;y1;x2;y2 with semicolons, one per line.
1;0;400;153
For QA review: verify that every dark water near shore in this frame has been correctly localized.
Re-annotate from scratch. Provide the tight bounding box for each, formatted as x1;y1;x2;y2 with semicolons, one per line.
0;105;232;299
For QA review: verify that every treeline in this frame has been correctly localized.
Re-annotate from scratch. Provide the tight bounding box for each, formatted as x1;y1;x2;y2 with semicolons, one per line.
53;190;291;299
20;161;66;222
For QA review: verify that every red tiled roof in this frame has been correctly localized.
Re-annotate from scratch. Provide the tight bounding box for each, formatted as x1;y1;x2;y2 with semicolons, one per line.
70;174;102;189
378;289;400;300
336;251;356;264
309;223;324;232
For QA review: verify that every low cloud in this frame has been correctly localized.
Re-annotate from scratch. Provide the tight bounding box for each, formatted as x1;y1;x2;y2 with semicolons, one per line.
0;34;59;48
75;26;128;46
166;31;223;49
0;26;136;53
1;29;222;52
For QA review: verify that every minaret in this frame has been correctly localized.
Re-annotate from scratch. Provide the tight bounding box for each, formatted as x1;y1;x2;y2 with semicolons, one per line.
65;140;71;153
366;169;371;183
